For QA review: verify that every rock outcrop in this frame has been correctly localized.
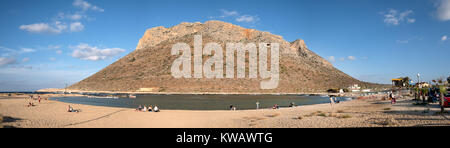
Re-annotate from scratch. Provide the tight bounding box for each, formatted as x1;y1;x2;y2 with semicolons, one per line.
68;21;374;93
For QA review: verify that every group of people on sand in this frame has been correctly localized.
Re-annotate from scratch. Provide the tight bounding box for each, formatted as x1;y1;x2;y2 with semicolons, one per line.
28;95;47;103
27;95;47;107
272;102;296;109
27;102;36;107
229;105;236;110
136;104;160;112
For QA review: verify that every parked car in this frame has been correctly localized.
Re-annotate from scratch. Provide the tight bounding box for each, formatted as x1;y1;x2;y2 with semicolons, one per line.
439;90;450;108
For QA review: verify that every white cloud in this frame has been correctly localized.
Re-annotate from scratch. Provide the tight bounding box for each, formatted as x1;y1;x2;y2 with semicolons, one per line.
49;57;56;61
69;13;84;20
396;40;409;44
20;48;35;53
339;57;345;61
48;45;61;50
327;56;335;62
73;0;104;12
70;22;84;32
220;9;238;17
347;56;356;60
1;46;35;57
19;21;67;34
437;0;450;21
71;43;125;61
0;57;16;67
215;9;260;24
442;35;448;41
22;57;30;62
19;0;103;34
48;45;63;54
236;15;259;23
382;9;415;26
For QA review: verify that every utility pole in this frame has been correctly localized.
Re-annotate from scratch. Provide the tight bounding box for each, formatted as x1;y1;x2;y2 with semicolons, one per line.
417;73;421;84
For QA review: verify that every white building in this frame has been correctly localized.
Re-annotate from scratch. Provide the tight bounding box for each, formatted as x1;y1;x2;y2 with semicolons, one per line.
348;84;361;92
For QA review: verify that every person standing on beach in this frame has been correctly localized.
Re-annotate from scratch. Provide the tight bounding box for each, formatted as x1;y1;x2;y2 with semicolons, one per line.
390;92;396;104
256;102;260;110
330;97;335;114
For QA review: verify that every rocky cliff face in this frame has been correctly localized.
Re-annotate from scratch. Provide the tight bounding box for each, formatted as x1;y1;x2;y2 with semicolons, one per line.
68;21;369;93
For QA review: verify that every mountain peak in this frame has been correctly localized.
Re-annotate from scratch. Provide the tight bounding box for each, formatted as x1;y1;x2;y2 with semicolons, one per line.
69;21;367;93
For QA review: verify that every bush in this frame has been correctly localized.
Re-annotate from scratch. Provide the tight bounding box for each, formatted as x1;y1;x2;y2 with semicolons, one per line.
317;113;327;117
327;89;339;93
129;57;136;62
339;114;352;119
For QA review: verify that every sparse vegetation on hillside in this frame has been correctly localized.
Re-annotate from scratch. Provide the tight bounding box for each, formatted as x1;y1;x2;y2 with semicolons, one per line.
68;21;378;93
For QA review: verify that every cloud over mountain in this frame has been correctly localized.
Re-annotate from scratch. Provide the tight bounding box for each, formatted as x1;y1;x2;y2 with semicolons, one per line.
71;43;125;61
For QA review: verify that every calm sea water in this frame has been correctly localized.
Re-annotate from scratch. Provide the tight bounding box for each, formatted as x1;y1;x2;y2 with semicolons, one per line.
50;94;353;110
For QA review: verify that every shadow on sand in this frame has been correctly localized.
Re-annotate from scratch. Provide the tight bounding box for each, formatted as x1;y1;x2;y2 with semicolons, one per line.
1;116;22;128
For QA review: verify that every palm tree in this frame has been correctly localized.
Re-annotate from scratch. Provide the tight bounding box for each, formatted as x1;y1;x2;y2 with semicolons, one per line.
402;77;410;87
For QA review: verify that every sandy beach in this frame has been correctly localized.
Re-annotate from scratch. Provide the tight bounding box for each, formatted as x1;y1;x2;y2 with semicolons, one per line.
0;94;449;128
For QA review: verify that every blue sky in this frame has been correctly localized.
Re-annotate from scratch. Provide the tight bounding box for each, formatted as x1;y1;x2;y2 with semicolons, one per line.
0;0;449;91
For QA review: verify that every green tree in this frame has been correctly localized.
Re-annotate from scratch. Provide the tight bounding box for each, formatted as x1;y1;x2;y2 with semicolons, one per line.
402;77;411;87
437;79;447;113
421;87;429;104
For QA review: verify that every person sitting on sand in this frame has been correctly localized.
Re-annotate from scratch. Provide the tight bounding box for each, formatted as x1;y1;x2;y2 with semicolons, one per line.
148;105;153;112
68;105;73;112
229;105;234;110
68;105;80;113
289;102;295;107
136;105;142;112
273;104;279;109
143;105;147;112
27;102;35;107
154;105;160;112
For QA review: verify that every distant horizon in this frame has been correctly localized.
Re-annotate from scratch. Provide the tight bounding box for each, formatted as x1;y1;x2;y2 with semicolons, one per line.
1;0;449;91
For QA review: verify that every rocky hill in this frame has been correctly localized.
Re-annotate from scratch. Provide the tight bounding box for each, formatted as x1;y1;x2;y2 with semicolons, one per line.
68;21;377;93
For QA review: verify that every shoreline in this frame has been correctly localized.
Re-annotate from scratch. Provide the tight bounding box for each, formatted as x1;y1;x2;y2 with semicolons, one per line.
35;88;384;96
